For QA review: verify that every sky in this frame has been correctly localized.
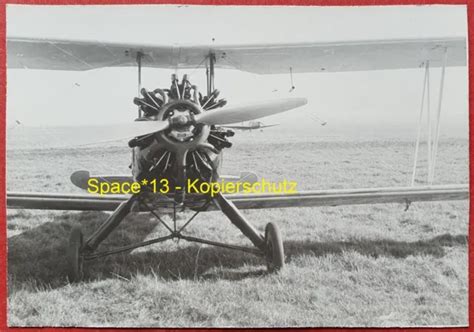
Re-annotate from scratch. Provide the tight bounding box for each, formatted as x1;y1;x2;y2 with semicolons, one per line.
5;4;469;138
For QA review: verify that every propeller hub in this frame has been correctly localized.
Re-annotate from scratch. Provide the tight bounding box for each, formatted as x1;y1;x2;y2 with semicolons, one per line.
175;114;188;126
167;109;196;142
157;99;210;152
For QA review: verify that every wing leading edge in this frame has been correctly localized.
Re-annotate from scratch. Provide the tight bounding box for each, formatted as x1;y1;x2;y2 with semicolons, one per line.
7;184;468;211
7;36;466;73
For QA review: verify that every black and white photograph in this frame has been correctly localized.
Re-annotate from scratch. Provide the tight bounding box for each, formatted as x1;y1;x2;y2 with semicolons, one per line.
5;4;469;327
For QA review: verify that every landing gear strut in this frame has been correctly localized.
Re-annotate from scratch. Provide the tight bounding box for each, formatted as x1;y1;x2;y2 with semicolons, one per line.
66;192;285;282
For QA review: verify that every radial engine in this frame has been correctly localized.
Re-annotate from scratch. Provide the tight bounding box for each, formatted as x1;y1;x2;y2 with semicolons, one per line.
130;74;235;202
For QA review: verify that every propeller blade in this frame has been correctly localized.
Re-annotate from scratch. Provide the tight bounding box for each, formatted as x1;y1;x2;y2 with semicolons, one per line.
125;119;170;138
85;120;170;148
194;98;307;125
67;120;170;148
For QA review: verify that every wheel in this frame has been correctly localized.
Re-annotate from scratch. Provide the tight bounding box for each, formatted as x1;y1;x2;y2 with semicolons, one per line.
67;226;84;282
264;222;284;272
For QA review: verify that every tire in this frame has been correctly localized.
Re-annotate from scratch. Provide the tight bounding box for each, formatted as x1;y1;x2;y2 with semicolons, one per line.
67;226;84;282
264;222;284;272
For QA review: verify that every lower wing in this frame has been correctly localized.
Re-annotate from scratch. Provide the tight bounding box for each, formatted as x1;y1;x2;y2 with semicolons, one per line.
7;184;468;211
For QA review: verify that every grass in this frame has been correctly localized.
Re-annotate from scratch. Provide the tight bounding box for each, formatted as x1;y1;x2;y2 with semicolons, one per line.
6;135;469;327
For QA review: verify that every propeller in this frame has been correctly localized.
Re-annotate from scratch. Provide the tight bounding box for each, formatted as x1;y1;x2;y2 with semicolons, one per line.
128;97;307;204
127;97;307;139
125;119;170;139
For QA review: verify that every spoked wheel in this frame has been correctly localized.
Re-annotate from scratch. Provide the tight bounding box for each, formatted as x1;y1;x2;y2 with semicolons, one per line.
67;226;84;282
264;222;284;273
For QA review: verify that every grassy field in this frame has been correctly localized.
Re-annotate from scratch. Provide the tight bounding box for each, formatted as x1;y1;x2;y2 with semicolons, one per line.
6;133;469;327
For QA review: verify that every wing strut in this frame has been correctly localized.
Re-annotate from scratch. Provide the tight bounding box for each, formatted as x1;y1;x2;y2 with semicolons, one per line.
289;67;295;92
411;48;448;186
430;48;448;184
206;53;216;97
136;51;144;119
411;61;430;186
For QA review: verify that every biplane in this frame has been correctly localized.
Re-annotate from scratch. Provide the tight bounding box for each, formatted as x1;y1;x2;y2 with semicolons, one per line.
6;35;469;282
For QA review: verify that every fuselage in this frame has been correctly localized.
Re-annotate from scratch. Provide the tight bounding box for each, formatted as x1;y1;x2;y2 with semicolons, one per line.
246;121;263;129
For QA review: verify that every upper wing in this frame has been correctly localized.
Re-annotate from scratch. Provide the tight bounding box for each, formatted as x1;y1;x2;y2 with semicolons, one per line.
7;184;468;211
7;36;466;73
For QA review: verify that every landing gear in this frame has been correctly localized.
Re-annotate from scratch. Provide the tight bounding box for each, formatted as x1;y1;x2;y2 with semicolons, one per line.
67;226;84;282
213;193;285;273
66;192;285;282
264;222;284;272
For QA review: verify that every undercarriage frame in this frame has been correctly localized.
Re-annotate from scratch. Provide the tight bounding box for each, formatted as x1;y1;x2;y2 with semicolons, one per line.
67;192;283;281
